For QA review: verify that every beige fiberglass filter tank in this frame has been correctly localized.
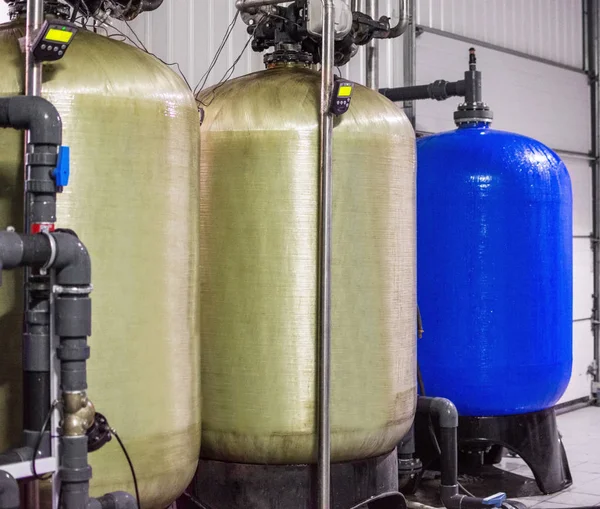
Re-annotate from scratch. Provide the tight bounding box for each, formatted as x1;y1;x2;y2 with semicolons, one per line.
194;2;417;506
199;65;417;463
0;7;200;509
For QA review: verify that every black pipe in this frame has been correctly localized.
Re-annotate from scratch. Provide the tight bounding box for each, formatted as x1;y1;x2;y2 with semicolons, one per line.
379;79;466;102
0;471;19;509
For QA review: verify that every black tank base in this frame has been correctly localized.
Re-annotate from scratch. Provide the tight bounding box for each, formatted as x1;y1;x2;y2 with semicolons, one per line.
187;448;406;509
458;408;572;495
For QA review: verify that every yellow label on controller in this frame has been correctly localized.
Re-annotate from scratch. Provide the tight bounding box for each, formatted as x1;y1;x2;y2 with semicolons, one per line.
338;85;353;98
45;28;74;44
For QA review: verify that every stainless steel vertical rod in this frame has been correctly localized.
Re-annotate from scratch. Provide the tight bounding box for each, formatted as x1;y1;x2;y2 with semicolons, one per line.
587;0;600;399
24;0;44;231
318;0;335;507
403;0;416;125
366;0;378;89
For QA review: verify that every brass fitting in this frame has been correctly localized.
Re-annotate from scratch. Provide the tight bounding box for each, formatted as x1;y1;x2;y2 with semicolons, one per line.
62;392;95;437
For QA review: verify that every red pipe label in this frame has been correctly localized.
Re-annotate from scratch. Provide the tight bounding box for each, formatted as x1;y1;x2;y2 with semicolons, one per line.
31;223;56;234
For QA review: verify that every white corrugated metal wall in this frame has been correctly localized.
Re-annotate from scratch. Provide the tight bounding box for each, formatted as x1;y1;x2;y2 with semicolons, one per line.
417;0;584;68
0;0;593;403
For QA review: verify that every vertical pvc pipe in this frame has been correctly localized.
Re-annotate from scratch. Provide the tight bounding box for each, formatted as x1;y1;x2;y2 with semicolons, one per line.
24;5;52;509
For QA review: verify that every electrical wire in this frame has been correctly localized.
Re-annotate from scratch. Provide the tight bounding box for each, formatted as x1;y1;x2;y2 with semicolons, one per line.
32;399;61;480
197;16;268;107
70;0;82;22
110;428;141;509
96;19;195;95
193;10;240;97
182;491;217;509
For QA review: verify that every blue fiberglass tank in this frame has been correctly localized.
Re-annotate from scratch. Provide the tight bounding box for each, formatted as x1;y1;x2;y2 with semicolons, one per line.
417;122;573;417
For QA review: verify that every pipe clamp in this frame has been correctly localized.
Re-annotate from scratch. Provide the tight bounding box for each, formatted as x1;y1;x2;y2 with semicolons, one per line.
39;231;56;275
53;284;93;295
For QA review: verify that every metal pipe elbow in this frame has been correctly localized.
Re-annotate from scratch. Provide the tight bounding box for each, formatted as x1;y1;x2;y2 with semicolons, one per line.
0;471;19;509
417;396;459;428
386;0;409;38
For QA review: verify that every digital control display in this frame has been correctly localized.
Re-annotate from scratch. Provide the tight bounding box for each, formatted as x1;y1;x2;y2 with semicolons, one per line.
44;28;75;44
330;78;354;116
337;85;353;98
32;20;78;62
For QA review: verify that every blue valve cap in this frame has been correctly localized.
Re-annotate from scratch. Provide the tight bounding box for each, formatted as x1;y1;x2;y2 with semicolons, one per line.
482;493;507;507
53;145;70;189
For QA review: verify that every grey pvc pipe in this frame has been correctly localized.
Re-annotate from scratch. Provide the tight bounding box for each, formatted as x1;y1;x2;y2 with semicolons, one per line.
0;96;62;145
24;0;44;240
317;0;335;508
0;471;19;509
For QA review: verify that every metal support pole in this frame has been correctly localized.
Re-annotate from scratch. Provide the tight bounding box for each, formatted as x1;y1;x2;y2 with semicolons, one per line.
366;0;378;89
587;0;600;401
403;0;416;126
25;0;44;231
318;1;335;507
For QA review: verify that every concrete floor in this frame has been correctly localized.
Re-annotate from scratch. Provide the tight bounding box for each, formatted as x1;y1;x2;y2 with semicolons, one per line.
500;406;600;507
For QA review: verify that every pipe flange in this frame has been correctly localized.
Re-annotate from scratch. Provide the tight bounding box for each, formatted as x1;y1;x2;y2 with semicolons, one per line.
39;231;57;276
454;104;494;126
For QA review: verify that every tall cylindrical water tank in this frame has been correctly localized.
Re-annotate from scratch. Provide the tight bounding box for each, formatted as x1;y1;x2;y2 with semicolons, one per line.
199;65;417;464
0;20;201;509
417;123;573;416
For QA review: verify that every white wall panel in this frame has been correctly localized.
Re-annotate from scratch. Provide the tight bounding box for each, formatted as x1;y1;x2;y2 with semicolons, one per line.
417;0;584;69
560;320;594;404
0;3;7;23
574;238;594;320
569;156;594;237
